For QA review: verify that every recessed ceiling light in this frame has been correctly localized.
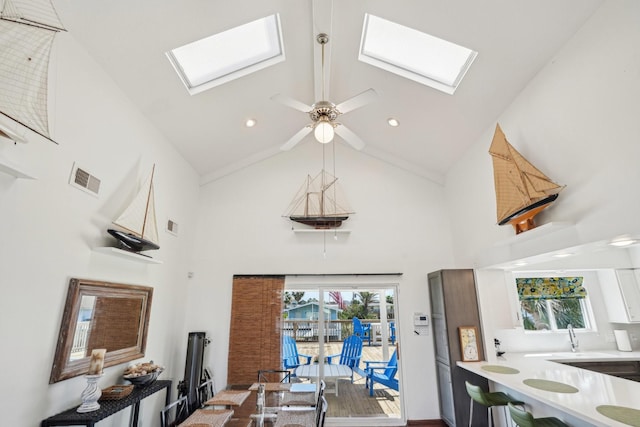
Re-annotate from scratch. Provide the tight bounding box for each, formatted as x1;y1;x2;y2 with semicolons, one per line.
387;118;399;127
245;118;257;128
513;261;528;267
609;238;636;247
553;253;573;258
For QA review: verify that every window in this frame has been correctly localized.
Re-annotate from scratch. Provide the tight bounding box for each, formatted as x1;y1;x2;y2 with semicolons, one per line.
359;14;477;94
516;277;593;331
166;14;285;95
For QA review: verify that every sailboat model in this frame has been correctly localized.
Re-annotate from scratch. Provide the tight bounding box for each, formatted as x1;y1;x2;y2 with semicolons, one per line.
0;0;66;144
489;124;564;234
108;166;160;253
284;170;354;229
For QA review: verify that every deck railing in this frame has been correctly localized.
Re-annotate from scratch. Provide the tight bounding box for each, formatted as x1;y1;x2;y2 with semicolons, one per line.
282;319;394;343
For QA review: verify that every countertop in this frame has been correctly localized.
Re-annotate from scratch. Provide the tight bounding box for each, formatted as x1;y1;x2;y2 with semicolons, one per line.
457;351;640;427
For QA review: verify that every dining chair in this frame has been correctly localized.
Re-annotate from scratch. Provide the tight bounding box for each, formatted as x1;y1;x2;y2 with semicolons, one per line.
257;369;292;383
160;395;189;427
316;396;328;427
316;380;326;406
465;381;525;427
507;402;569;427
196;378;216;408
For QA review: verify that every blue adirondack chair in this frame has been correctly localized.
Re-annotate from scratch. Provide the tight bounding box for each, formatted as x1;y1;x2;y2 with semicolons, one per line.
282;336;313;373
326;335;364;380
352;317;372;346
389;321;396;345
365;349;399;396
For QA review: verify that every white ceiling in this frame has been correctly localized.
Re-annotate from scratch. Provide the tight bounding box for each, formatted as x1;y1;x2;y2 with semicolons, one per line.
54;0;603;185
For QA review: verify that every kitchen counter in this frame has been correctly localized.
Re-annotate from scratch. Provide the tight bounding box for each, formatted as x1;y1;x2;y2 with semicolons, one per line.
458;351;640;427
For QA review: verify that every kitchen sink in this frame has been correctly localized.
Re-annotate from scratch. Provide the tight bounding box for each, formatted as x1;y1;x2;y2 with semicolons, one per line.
524;351;617;359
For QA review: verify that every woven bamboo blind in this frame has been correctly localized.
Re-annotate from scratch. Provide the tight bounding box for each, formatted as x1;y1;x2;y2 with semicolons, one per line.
227;275;284;385
86;296;143;355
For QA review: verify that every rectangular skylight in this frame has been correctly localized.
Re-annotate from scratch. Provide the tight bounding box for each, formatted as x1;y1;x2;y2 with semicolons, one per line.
359;14;476;94
167;14;285;95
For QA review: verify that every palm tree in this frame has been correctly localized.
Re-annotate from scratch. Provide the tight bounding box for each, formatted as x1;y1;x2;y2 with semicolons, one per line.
355;292;379;318
292;291;305;305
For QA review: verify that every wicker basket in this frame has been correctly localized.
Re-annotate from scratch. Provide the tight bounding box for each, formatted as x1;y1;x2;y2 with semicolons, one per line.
100;385;134;401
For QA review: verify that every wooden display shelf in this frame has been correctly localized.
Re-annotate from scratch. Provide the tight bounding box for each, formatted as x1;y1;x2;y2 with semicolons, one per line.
93;247;163;264
0;157;36;179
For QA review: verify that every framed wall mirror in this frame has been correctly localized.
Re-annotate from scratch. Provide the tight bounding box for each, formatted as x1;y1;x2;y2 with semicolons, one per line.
49;278;153;383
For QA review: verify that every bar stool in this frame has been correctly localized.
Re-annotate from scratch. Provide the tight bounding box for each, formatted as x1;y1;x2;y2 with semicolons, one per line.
465;381;525;427
508;402;569;427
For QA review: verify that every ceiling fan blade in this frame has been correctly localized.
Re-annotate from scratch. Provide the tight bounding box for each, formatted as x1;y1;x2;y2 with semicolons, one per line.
334;124;365;150
335;88;378;115
271;94;312;113
281;126;313;151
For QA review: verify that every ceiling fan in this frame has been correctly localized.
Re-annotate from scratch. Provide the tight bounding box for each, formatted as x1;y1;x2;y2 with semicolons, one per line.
272;33;377;151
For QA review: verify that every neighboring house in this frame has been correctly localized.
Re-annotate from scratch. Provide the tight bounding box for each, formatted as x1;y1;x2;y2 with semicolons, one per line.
284;302;341;320
283;303;342;341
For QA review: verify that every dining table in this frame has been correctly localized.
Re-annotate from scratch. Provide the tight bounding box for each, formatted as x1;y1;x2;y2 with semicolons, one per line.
220;383;318;427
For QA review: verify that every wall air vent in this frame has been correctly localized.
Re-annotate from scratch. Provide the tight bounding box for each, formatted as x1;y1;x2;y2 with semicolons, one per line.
69;162;100;196
167;219;178;235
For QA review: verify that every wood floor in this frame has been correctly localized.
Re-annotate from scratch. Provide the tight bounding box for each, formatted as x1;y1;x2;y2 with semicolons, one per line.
263;342;446;426
296;342;401;419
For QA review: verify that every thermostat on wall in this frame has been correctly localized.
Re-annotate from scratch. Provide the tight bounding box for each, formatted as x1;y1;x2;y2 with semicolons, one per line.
414;312;430;336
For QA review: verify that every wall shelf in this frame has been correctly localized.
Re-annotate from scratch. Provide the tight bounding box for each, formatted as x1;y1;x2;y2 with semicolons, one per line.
0;157;36;179
292;229;351;234
476;221;578;269
93;247;163;264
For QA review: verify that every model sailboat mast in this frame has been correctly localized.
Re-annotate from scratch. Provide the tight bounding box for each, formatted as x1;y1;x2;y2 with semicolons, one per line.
284;169;354;229
489;123;564;234
108;165;160;253
0;0;66;144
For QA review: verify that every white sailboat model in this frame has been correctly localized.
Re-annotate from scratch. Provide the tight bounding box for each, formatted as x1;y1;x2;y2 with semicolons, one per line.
0;0;66;144
108;166;160;253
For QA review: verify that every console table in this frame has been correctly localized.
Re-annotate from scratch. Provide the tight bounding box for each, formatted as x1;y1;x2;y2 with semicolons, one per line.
41;379;172;427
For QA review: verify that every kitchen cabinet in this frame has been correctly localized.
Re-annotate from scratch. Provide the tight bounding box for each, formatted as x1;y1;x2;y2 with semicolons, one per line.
429;269;488;427
600;269;640;323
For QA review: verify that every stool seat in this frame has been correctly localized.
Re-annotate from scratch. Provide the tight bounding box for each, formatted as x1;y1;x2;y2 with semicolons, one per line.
466;381;525;427
478;391;525;407
508;402;569;427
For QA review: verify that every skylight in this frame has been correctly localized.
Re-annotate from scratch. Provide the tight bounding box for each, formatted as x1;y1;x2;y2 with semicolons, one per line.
166;14;285;95
359;14;477;94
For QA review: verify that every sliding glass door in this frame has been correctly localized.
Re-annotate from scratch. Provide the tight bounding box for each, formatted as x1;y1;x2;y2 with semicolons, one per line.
283;277;403;425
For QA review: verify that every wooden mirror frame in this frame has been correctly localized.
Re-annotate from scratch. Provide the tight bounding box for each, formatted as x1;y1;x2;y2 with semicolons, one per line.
49;278;153;383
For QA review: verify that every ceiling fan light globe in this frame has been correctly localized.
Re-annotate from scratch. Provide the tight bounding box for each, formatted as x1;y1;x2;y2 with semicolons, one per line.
314;121;334;143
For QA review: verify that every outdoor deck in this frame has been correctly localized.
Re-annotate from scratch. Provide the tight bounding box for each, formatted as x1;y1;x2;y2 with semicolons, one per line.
295;342;401;419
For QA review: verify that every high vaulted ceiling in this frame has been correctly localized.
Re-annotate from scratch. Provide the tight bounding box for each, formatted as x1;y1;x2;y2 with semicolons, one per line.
54;0;603;185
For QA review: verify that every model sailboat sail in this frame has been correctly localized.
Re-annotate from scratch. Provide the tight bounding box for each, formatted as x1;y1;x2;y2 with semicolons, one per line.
284;170;354;229
489;124;563;234
108;166;159;252
0;0;65;143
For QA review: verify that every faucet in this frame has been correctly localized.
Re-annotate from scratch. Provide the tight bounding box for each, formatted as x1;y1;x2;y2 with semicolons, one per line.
567;324;579;352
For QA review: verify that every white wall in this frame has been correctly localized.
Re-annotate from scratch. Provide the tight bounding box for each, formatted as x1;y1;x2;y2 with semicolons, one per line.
5;2;638;425
0;32;200;426
445;1;640;356
186;140;455;422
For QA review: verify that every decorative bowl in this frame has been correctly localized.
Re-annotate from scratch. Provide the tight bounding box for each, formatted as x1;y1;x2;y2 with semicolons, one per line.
123;367;163;387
